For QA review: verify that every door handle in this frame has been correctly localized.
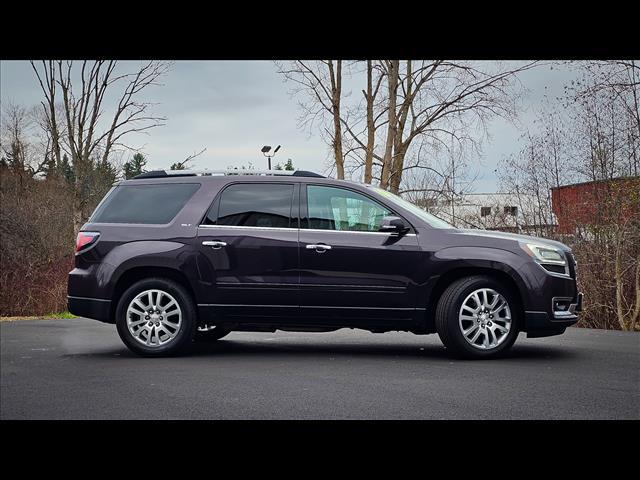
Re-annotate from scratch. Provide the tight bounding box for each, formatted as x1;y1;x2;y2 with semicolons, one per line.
202;240;227;249
306;244;332;253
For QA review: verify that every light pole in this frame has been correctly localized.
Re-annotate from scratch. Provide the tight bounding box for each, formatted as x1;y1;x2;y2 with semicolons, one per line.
261;145;281;170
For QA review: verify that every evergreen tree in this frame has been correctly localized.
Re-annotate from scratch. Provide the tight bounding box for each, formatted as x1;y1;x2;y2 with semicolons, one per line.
284;159;294;171
123;153;147;179
274;159;294;171
59;154;75;183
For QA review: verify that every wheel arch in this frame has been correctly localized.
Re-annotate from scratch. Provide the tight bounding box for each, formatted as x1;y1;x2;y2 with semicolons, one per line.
109;266;197;322
423;266;525;333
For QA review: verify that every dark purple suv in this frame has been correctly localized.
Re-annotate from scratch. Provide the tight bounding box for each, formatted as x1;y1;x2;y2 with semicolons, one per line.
68;169;583;358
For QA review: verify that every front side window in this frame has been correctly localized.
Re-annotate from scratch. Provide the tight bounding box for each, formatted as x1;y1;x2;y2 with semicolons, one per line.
208;183;294;228
306;185;392;232
371;187;454;229
90;183;200;224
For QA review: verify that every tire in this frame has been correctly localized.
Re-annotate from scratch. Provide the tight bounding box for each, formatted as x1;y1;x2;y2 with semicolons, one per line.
435;275;520;359
194;325;231;342
115;277;197;357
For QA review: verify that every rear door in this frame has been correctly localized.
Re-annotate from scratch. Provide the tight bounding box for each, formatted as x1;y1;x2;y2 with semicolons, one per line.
298;184;422;320
196;182;299;318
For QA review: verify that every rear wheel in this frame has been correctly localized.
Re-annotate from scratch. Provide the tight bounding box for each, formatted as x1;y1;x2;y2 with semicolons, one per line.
435;275;520;359
116;278;197;357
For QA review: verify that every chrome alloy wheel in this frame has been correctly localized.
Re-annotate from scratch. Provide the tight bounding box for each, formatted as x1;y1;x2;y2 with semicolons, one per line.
126;289;182;347
458;288;512;350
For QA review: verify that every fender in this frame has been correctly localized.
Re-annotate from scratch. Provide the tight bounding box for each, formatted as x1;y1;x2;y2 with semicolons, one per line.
424;246;534;309
98;240;200;297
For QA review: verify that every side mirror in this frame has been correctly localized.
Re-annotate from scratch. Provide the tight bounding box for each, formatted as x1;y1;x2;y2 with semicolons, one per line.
378;216;410;235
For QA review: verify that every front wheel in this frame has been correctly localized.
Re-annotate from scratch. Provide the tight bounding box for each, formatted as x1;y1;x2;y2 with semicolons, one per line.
435;276;520;359
115;278;197;357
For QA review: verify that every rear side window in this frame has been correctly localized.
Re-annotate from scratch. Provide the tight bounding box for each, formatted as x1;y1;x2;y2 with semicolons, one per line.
90;183;200;224
205;183;294;228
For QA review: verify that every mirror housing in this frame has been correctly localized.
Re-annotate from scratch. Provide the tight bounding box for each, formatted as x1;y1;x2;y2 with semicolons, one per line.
378;216;410;235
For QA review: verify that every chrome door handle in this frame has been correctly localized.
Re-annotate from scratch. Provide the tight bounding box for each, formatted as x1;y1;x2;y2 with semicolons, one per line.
202;241;227;249
306;244;332;253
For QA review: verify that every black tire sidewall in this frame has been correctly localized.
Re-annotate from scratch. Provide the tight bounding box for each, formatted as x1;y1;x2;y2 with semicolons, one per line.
115;278;197;357
438;276;520;359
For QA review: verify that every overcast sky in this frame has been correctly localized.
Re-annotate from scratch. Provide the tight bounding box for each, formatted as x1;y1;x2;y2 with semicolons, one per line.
0;60;580;191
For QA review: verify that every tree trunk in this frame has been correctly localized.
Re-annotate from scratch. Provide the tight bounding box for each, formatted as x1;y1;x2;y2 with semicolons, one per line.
380;60;399;190
72;193;84;237
329;61;344;179
615;231;624;329
631;256;640;331
388;61;412;194
389;145;407;194
333;112;344;179
364;60;375;184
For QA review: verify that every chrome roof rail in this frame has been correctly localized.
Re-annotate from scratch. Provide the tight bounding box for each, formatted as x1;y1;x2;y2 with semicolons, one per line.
133;169;324;179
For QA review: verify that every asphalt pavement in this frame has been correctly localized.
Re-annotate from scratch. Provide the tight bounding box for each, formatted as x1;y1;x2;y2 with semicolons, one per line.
1;318;638;419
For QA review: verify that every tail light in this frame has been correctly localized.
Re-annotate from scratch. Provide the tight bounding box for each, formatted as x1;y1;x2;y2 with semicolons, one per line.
76;231;100;253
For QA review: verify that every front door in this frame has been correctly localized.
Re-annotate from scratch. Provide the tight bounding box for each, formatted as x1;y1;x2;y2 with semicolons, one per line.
197;182;299;318
298;184;422;320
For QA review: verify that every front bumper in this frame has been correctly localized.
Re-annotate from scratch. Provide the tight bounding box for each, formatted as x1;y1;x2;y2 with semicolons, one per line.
525;292;583;338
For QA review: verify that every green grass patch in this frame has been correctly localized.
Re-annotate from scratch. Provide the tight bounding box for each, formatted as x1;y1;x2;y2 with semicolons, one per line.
44;311;77;319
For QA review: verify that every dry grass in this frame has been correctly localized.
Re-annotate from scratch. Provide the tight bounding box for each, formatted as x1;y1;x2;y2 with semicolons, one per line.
0;311;77;322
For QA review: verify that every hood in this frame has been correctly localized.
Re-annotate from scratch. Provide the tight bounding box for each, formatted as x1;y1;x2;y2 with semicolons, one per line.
452;229;572;252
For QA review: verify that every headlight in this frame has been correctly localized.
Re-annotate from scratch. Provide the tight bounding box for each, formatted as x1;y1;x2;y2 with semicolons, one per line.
521;243;566;266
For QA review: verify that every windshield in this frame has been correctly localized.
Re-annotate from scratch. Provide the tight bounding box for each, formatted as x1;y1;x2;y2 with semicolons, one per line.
371;187;455;229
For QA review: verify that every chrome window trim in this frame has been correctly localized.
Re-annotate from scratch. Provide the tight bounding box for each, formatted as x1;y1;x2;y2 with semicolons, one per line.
198;224;416;236
305;228;417;237
198;224;296;232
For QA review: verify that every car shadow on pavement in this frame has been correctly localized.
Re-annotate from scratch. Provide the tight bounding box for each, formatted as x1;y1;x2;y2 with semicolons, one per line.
188;339;576;361
66;338;576;362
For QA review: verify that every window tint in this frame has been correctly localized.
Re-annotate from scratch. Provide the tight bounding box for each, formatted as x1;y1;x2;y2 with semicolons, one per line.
210;183;294;228
90;183;200;224
306;185;391;232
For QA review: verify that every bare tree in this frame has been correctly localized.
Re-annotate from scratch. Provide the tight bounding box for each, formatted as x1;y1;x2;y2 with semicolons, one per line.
566;61;640;181
338;60;387;183
499;103;572;237
276;60;346;178
399;138;479;226
170;148;206;170
1;103;31;173
279;60;536;193
30;61;63;171
498;63;640;331
362;60;385;183
566;61;640;331
30;60;170;232
375;61;538;193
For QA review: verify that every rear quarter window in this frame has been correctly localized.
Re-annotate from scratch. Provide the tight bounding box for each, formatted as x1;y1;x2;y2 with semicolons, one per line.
90;183;200;224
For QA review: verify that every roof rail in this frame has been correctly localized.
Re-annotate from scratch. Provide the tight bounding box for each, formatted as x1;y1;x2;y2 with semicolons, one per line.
133;169;325;180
